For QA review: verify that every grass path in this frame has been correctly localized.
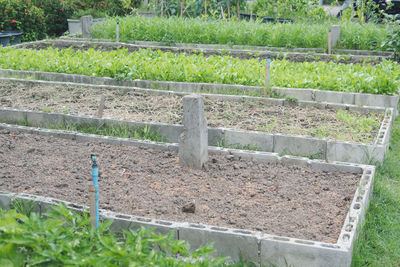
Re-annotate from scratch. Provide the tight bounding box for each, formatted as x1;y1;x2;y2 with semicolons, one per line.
352;117;400;266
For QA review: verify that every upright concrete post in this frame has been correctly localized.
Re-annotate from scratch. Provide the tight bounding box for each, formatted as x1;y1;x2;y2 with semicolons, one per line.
81;15;93;39
331;25;341;48
179;94;208;169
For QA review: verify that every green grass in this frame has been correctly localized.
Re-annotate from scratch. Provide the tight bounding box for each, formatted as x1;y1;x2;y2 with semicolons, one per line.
352;116;400;266
1;47;399;95
91;16;389;51
15;120;167;143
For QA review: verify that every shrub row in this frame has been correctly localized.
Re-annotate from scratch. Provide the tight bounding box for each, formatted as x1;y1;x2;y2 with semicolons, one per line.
0;0;140;41
0;47;399;95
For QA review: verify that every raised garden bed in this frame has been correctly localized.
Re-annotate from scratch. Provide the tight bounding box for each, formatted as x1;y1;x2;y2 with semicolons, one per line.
14;39;390;65
0;80;384;143
1;45;399;96
0;79;393;164
0;124;375;266
0;67;398;114
60;36;395;57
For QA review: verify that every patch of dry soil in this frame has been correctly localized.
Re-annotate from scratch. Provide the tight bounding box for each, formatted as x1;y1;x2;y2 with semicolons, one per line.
0;130;361;243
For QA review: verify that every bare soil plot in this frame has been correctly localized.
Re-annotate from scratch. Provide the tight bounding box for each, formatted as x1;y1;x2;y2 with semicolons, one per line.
0;81;383;143
0;130;361;243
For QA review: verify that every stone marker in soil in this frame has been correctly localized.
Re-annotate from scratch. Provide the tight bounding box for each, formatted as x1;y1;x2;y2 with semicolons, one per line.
179;94;208;169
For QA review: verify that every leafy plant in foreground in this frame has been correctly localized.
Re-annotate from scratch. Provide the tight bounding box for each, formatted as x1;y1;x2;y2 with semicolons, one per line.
0;204;227;266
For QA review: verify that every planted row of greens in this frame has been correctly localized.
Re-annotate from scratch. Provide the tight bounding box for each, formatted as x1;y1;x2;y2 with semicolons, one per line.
0;47;399;95
0;204;227;266
91;16;389;51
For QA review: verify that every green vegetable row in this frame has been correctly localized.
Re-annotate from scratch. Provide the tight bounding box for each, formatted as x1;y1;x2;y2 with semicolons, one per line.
0;47;399;95
0;204;226;266
91;16;389;51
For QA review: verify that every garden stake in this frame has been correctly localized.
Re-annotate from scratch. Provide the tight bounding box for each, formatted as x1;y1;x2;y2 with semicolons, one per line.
116;18;120;43
97;94;106;118
328;30;332;55
91;154;99;229
264;56;271;96
89;185;96;228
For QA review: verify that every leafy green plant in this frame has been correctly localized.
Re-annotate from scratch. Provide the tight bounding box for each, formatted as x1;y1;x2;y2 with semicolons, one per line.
0;46;399;95
91;15;389;51
10;199;36;217
0;203;227;266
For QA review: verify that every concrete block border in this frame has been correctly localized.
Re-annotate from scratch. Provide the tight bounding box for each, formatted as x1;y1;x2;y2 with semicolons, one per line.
0;157;375;266
0;68;398;112
0;77;388;115
0;106;393;164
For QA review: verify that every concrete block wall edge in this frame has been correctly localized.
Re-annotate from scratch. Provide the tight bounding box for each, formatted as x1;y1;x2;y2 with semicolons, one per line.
0;109;388;165
337;166;375;250
0;69;398;108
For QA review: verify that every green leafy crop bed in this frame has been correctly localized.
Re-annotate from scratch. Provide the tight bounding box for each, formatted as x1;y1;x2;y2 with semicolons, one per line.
1;47;399;95
91;16;388;51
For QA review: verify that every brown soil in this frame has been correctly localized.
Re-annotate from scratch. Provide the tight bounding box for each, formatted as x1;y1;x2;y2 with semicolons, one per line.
18;40;384;65
0;80;383;143
0;130;361;243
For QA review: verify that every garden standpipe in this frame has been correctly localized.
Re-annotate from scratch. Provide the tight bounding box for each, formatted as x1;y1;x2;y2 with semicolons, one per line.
91;154;99;229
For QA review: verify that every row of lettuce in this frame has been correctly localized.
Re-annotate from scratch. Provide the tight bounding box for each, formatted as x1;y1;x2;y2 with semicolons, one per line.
0;46;399;95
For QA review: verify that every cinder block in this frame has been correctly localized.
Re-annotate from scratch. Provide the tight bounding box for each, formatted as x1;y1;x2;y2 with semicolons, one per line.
354;94;399;111
208;128;225;146
224;129;274;152
309;160;363;174
260;236;351;267
26;111;64;127
105;212;178;238
297;100;327;110
326;142;385;164
0;108;26;123
149;123;183;143
63;114;103;126
233;150;280;163
0;192;13;209
281;155;311;167
274;87;314;101
274;134;327;159
314;90;355;105
178;223;260;263
75;133;105;143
